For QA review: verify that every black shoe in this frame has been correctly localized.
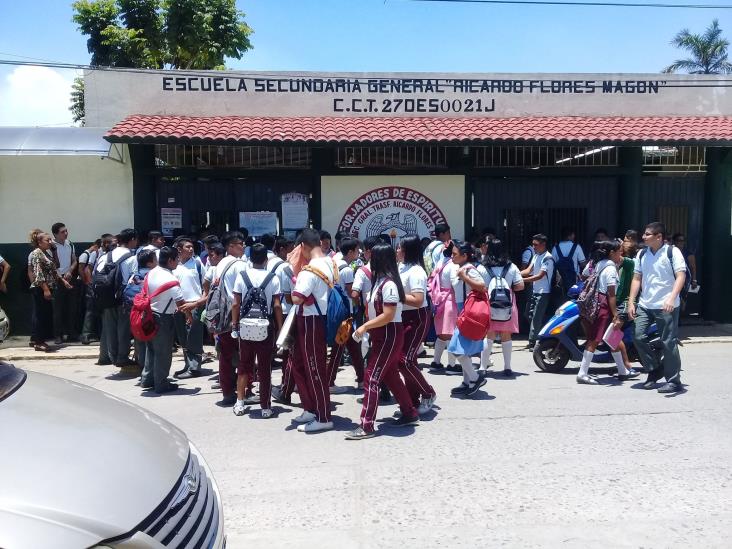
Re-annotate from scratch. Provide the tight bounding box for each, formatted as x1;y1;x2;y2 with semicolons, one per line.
502;369;514;377
466;372;488;396
642;372;662;390
418;349;428;358
155;383;179;394
379;388;392;403
80;335;91;345
451;382;469;395
429;362;444;371
657;382;682;394
617;369;640;381
54;337;64;345
217;395;236;407
95;359;113;366
392;414;420;427
446;365;462;373
115;358;138;367
175;370;201;380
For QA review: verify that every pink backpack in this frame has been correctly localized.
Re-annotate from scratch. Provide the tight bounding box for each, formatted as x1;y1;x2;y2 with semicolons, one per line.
427;260;453;312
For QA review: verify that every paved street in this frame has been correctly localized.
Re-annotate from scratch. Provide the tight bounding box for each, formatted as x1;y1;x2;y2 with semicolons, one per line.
11;342;732;548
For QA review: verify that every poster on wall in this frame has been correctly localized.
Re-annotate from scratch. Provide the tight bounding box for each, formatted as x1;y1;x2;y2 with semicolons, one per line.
281;192;309;230
160;207;182;236
239;211;278;236
321;176;464;247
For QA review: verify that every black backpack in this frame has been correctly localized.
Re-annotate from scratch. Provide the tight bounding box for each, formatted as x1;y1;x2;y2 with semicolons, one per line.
92;251;134;309
238;270;277;341
555;243;578;292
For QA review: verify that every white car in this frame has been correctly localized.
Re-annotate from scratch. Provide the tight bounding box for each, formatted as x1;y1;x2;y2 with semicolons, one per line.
0;361;225;548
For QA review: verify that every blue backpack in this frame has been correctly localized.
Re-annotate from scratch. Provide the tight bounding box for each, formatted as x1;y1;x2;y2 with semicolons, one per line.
122;268;151;310
555;243;578;292
303;261;352;346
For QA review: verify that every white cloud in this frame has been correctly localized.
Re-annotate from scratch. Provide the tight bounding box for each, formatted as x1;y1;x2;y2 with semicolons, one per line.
0;66;77;127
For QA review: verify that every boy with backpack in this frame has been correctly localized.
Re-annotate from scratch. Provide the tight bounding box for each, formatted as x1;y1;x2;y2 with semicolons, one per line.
93;228;138;370
231;244;283;418
124;249;157;371
552;227;586;297
520;234;555;350
138;246;188;394
289;228;336;433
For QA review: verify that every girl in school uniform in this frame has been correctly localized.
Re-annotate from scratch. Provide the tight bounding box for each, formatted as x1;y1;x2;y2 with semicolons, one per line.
429;243;459;372
481;239;525;376
577;240;639;385
447;241;489;398
397;235;437;415
347;244;420;440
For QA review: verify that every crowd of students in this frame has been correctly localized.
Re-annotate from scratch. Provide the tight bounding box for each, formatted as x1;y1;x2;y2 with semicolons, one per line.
9;217;691;439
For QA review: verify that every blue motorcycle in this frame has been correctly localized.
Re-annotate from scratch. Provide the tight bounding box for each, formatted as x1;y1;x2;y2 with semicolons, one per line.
532;287;661;373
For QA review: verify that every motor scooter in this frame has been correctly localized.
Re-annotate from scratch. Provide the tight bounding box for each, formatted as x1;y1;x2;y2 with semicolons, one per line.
532;286;661;373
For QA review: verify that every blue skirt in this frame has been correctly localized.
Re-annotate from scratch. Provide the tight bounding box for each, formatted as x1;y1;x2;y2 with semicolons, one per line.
447;303;485;356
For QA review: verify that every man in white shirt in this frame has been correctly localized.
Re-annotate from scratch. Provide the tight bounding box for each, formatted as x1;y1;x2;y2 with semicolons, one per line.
551;227;586;296
50;222;79;344
211;231;249;406
95;228;138;369
424;223;451;275
629;222;687;393
78;238;102;345
521;234;555;349
140;246;189;394
172;237;206;379
290;228;335;433
137;230;165;259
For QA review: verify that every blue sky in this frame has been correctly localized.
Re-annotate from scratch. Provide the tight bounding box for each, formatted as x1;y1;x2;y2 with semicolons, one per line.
1;0;730;125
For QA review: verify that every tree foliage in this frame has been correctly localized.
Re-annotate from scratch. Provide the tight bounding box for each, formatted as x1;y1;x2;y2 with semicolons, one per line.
69;0;253;122
70;77;86;125
663;19;732;74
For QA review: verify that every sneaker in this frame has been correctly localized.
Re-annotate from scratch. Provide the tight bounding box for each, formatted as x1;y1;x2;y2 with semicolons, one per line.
175;370;201;380
617;369;640;381
392;409;403;419
293;411;317;424
242;394;261;405
217;395;236;407
429;362;444;371
379;387;392;403
576;374;599;385
329;385;349;394
417;394;437;415
345;427;376;440
297;420;334;433
446;365;462;374
155;383;179;394
657;382;682;394
261;408;274;419
233;402;247;416
271;385;291;405
451;383;469;395
502;369;514;377
466;372;487;396
392;414;420;427
642;372;662;390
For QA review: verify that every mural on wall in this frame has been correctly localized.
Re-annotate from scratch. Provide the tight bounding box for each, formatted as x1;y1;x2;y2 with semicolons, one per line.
337;186;447;247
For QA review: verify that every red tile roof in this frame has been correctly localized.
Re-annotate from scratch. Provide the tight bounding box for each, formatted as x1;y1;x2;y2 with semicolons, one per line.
105;115;732;145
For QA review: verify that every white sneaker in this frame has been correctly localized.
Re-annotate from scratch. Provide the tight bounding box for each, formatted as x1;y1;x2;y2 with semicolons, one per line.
293;411;317;424
329;385;349;394
297;420;334;433
417;394;437;415
261;408;274;419
233;402;246;416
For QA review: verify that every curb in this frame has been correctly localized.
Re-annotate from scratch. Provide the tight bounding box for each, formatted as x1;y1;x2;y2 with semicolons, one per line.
0;353;101;362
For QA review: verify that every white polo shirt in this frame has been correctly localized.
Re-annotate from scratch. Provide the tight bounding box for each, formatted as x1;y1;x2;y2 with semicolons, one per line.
450;264;487;304
634;244;687;310
530;251;554;294
147;266;183;315
551;241;586;274
211;256;249;299
95;247;137;285
53;240;76;276
583;259;618;294
173;258;203;302
293;256;335;316
399;262;427;310
367;277;402;322
352;264;372;303
336;259;355;313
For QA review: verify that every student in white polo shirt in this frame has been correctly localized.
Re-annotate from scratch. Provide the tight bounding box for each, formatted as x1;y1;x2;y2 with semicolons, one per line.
521;234;554;349
140;246;188;394
628;222;687;393
172;237;206;379
551;226;586;296
50;222;79;344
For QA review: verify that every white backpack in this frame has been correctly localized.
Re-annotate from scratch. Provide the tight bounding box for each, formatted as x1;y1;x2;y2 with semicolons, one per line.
487;264;513;322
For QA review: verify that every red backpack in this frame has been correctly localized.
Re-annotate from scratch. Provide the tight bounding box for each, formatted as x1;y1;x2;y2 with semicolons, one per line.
130;277;180;342
457;289;491;341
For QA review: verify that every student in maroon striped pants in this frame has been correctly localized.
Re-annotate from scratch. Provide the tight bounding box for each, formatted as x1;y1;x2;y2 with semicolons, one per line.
290;229;336;433
397;236;437;415
346;244;419;440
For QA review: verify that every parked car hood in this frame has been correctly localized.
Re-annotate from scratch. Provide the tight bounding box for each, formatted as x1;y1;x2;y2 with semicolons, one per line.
0;369;190;548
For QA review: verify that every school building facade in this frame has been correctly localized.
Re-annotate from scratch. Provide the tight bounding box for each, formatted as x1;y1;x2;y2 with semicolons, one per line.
1;70;731;331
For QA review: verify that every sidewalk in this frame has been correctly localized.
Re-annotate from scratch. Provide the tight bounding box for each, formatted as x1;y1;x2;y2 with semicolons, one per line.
2;322;731;361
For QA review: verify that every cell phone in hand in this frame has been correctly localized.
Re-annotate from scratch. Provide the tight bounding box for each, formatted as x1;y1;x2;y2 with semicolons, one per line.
352;331;363;343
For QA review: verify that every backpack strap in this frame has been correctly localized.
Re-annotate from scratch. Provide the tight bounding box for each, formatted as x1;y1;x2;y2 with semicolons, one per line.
555;245;564;259
569;242;578;260
500;264;511;287
241;270;254;290
148;279;180;299
214;258;243;288
269;259;285;275
302;265;334;289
